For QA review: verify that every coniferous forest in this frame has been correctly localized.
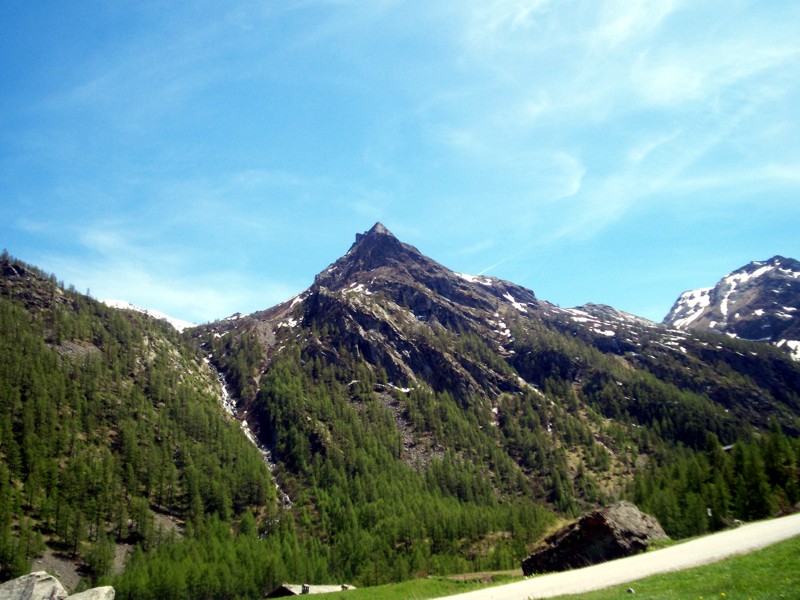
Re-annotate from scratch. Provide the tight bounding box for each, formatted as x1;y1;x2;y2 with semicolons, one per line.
1;250;799;599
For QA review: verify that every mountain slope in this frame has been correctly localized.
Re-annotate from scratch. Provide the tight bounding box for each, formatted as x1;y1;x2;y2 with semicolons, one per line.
664;256;800;360
202;225;800;440
0;253;274;584
187;224;800;587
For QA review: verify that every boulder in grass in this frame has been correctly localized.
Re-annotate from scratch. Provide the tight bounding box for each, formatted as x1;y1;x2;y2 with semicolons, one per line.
521;502;668;575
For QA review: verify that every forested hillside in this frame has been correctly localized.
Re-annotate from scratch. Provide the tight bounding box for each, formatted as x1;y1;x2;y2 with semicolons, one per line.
0;252;556;598
0;254;279;595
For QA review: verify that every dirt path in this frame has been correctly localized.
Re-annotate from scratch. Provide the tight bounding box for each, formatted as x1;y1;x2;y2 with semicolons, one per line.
435;513;800;600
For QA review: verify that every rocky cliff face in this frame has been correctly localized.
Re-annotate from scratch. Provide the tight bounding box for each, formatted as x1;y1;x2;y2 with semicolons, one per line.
302;222;542;396
664;256;800;360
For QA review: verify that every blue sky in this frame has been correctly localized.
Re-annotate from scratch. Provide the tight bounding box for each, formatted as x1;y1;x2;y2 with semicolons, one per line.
2;1;798;324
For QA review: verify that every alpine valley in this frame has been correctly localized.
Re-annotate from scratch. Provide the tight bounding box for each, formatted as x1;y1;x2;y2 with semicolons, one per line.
1;226;799;599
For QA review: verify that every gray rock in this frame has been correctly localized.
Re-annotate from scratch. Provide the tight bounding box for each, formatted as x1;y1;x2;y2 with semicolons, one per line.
68;587;115;600
522;502;669;575
0;573;114;600
0;571;68;600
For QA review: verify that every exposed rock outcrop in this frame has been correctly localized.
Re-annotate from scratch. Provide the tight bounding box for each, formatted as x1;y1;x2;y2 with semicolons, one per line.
0;572;114;600
521;502;668;575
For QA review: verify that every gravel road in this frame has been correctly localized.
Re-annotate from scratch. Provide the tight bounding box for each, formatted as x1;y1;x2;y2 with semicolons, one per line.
435;513;800;600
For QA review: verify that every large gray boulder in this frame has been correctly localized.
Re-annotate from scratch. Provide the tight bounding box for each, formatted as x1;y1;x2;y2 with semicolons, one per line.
0;572;67;600
522;502;668;575
0;573;113;600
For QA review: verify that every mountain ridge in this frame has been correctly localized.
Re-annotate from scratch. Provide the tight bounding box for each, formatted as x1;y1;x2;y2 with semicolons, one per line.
197;226;800;425
664;255;800;360
83;227;799;365
101;298;197;333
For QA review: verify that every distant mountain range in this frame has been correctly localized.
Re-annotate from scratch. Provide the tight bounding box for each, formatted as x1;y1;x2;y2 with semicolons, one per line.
118;229;800;365
193;223;800;449
664;256;800;361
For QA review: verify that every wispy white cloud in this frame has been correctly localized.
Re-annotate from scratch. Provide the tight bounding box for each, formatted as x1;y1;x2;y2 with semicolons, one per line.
630;42;799;108
628;130;683;165
672;161;800;196
551;153;586;200
454;239;496;258
32;217;301;323
44;31;219;135
469;0;551;38
56;255;299;324
398;0;800;252
477;256;514;276
590;0;679;49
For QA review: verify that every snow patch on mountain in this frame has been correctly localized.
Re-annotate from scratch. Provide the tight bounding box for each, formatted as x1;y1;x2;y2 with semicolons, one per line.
102;299;196;332
717;265;778;320
347;282;373;295
456;273;493;287
503;292;528;313
665;258;800;359
776;340;800;361
290;293;308;307
564;308;592;323
726;264;774;284
669;287;712;328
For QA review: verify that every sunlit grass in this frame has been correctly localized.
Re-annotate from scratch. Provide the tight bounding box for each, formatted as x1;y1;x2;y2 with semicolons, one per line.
554;535;800;600
310;573;520;599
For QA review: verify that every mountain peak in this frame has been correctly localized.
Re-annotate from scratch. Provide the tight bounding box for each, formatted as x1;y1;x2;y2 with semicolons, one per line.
313;224;423;290
366;222;393;237
350;221;398;246
664;255;800;359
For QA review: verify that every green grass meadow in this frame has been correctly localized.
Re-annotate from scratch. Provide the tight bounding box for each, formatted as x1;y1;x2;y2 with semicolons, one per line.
555;534;800;600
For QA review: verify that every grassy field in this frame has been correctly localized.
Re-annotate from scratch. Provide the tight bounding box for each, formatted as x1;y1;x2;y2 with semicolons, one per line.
310;534;800;599
306;573;520;599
